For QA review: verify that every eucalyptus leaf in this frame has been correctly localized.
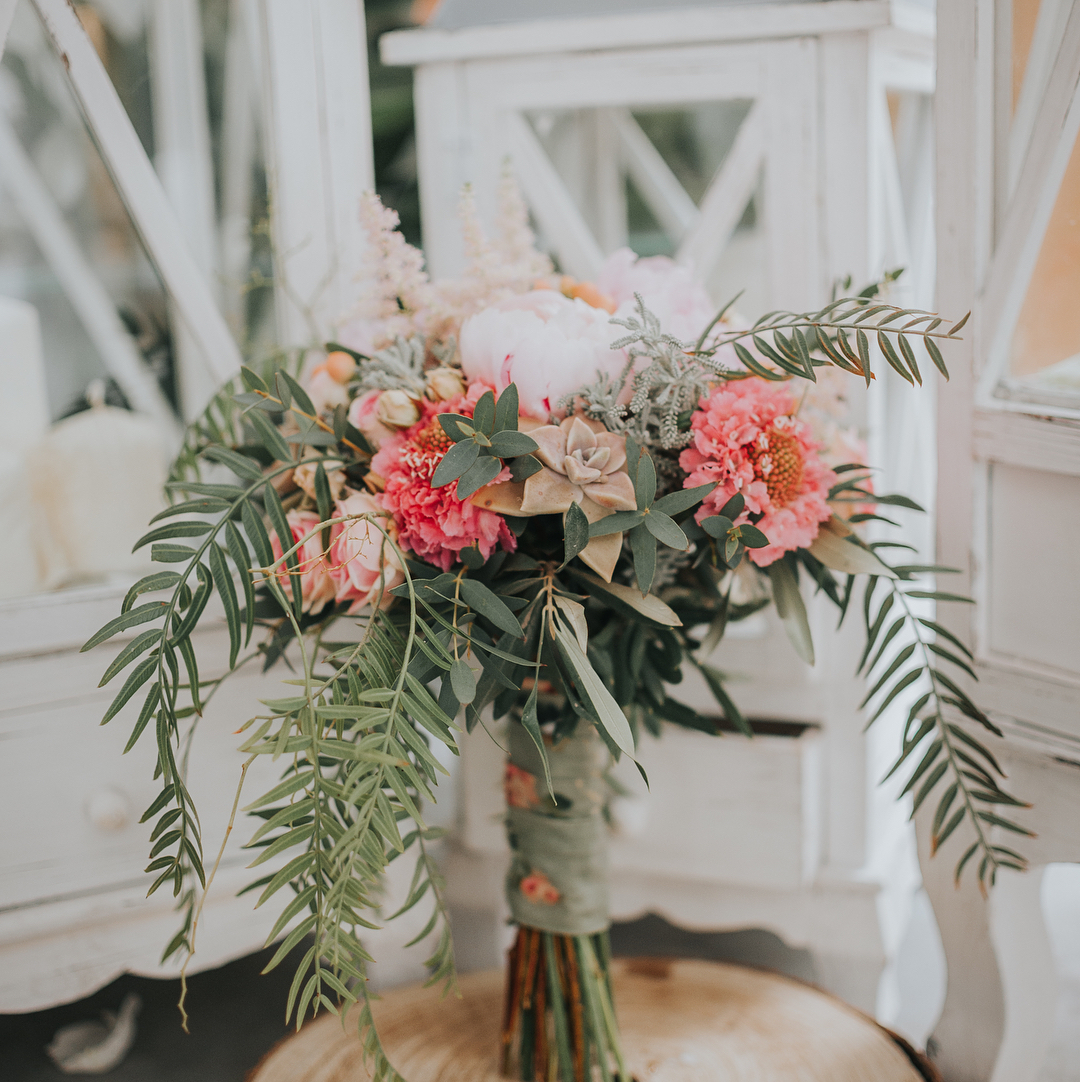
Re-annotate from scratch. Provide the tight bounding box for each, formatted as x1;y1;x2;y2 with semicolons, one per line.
767;559;814;664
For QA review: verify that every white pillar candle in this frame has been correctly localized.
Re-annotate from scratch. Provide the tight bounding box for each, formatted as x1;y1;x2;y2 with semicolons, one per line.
0;296;50;454
30;383;167;586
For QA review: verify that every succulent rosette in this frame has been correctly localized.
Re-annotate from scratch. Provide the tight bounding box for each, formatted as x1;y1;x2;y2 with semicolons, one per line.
90;180;1001;1082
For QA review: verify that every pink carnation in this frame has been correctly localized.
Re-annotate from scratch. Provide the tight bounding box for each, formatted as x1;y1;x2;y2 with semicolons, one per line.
329;490;405;613
680;378;837;566
372;388;516;571
270;510;338;614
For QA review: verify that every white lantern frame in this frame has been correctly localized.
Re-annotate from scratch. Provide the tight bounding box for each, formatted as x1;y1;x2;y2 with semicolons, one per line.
384;0;939;1025
0;0;377;1010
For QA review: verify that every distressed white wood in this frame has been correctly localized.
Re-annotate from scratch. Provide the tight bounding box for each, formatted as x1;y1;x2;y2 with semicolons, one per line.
150;0;220;419
979;0;1080;397
413;61;469;278
0;115;181;439
258;0;374;347
612;108;698;244
382;1;922;66
220;0;261;337
1007;0;1071;199
505;111;605;280
675;103;764;281
0;0;379;1012
31;0;243;386
461;719;822;892
928;0;1080;1075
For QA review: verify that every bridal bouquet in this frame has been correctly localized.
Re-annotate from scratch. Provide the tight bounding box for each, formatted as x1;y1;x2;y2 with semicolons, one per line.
85;179;1028;1081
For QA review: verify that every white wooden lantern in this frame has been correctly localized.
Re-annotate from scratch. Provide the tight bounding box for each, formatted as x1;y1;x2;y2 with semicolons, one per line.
0;0;382;1012
917;0;1080;1077
384;0;937;1024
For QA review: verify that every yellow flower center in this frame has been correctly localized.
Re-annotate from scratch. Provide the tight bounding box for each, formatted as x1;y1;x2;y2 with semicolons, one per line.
745;426;804;508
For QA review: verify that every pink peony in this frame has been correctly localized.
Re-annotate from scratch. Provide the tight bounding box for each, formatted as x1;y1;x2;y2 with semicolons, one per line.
329;490;404;613
459;290;624;419
680;378;837;566
599;248;717;344
372;389;517;571
270;509;338;614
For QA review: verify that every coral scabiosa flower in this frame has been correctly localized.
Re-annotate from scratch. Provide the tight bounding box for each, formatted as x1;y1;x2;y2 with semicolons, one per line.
680;378;837;566
371;387;517;572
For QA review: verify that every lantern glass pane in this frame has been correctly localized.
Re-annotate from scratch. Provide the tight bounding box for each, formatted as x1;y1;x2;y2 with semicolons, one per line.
1004;130;1080;407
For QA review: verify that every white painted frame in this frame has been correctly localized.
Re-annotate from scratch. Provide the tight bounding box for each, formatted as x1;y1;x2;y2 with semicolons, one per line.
923;0;1080;1077
385;0;938;1026
0;0;378;1011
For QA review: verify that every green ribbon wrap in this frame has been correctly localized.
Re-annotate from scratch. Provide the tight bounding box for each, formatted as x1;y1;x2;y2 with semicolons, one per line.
505;720;608;936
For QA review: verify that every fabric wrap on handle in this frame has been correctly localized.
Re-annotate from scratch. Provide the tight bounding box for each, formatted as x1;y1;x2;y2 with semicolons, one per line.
505;719;608;936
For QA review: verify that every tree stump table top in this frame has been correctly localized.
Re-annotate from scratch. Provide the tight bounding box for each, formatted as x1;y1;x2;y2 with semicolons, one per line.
250;958;936;1082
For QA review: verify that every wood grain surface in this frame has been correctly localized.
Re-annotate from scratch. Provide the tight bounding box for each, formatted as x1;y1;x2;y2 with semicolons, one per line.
250;958;932;1081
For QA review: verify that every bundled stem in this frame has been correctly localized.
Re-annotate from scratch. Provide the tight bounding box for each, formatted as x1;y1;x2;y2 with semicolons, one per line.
502;927;627;1082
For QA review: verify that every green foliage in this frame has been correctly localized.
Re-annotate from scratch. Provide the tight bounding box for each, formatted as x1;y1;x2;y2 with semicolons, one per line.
433;384;541;497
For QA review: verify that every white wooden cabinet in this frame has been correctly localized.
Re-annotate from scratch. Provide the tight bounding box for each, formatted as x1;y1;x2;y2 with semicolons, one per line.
383;1;938;1021
0;586;284;1010
0;0;380;1011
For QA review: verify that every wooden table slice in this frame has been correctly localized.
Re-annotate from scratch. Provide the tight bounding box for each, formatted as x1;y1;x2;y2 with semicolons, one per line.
250;958;934;1082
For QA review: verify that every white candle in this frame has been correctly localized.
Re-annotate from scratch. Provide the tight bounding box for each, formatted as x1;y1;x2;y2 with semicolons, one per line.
0;296;50;454
30;383;167;586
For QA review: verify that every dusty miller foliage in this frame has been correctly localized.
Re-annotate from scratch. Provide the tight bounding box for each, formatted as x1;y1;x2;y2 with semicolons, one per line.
560;293;735;451
352;336;429;397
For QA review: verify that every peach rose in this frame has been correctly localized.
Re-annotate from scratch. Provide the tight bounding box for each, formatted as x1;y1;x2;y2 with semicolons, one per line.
270;510;338;614
329;491;404;613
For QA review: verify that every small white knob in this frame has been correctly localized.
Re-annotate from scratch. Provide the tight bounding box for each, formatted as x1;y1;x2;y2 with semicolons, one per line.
86;788;130;832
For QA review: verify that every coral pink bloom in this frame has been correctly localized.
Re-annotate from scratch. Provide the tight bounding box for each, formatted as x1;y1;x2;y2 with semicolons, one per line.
329;490;404;613
372;387;516;571
680;379;837;567
270;510;338;614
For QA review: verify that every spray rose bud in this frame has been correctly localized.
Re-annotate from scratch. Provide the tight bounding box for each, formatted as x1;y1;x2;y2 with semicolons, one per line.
375;389;420;429
425;366;466;402
324;350;358;383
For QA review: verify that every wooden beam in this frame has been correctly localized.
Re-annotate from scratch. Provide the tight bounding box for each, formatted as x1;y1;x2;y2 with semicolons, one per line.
381;1;930;67
676;104;764;283
258;0;375;347
0;116;182;441
31;0;242;387
506;110;605;280
612;108;697;244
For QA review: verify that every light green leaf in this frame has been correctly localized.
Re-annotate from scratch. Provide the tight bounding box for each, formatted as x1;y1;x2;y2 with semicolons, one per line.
552;617;635;757
767;559;814;664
